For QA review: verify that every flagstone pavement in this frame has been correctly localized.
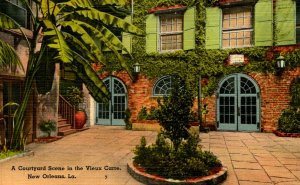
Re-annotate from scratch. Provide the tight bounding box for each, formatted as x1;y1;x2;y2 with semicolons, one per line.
0;126;300;185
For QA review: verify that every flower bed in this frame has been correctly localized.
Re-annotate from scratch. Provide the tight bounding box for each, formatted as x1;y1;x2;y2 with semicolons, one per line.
127;162;227;185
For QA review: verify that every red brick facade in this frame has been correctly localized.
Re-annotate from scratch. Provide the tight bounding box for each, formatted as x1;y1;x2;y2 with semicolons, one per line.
101;66;300;133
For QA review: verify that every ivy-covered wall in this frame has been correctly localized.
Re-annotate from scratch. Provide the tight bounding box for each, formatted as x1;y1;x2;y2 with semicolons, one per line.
98;0;300;132
105;0;300;97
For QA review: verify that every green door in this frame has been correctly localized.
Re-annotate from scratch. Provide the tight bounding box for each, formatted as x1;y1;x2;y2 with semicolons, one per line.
217;74;260;131
96;77;127;126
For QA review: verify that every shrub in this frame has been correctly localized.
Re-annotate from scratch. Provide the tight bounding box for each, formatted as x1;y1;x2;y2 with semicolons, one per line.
290;78;300;108
137;106;147;120
156;76;194;151
147;106;159;120
65;86;84;110
278;108;300;133
133;134;222;180
39;120;56;137
124;109;132;130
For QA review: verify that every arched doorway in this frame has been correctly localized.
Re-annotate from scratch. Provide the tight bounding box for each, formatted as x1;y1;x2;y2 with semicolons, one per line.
96;76;127;125
217;74;260;131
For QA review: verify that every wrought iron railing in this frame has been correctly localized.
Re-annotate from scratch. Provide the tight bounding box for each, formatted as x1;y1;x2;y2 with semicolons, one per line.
58;95;75;128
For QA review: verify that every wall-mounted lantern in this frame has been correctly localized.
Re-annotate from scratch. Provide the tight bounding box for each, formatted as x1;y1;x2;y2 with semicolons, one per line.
276;55;286;76
276;55;286;69
133;62;141;73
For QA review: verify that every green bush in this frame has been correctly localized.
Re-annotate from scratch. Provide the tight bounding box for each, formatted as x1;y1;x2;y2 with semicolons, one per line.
278;108;300;133
133;134;221;180
137;106;148;120
124;109;132;130
39;120;56;137
156;76;194;151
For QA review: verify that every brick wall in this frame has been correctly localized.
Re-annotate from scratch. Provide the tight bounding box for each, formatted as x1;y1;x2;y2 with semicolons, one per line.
103;67;300;132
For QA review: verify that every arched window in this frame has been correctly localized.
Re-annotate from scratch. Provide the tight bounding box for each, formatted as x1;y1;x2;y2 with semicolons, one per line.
152;76;172;96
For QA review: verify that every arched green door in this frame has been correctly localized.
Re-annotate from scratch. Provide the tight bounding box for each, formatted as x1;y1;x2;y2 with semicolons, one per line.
217;74;260;131
96;77;127;126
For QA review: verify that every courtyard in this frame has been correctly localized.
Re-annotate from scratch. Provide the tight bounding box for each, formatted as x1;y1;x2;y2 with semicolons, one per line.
0;126;300;185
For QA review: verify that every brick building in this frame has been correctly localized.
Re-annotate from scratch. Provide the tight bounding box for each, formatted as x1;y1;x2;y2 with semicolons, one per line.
88;0;300;133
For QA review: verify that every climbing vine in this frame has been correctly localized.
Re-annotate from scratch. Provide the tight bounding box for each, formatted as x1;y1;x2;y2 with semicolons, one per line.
101;0;300;97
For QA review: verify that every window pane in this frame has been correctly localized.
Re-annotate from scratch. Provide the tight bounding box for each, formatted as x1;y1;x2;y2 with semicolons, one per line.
230;39;237;47
237;38;243;47
230;18;237;28
223;19;230;29
223;40;229;48
244;37;251;46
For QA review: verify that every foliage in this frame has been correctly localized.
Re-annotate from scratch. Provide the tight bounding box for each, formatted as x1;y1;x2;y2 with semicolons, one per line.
0;150;22;160
64;86;84;110
124;109;132;130
39;120;57;137
137;106;159;120
290;78;300;108
156;76;194;151
137;106;148;120
133;134;222;180
0;39;23;72
147;106;160;120
278;108;300;133
0;0;142;151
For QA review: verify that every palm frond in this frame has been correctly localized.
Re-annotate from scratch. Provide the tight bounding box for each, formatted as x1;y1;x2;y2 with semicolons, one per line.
0;40;24;72
41;0;61;17
71;51;110;103
64;8;143;35
43;20;73;63
60;20;105;63
64;0;127;8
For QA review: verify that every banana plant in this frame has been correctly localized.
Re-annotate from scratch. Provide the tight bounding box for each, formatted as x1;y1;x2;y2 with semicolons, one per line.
0;0;143;150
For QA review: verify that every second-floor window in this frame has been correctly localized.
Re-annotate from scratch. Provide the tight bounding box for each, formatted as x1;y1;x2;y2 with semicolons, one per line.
159;14;183;51
297;1;300;43
222;7;253;48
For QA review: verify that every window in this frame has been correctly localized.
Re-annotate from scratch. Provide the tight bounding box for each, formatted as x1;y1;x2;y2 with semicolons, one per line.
159;14;183;51
146;6;195;53
297;1;300;43
222;7;253;48
153;76;172;96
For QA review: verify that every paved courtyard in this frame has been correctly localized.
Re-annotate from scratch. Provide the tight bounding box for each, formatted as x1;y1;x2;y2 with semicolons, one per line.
0;126;300;185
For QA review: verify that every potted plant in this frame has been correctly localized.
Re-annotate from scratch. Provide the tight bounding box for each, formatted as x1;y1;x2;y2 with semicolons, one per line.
65;86;87;129
39;119;56;137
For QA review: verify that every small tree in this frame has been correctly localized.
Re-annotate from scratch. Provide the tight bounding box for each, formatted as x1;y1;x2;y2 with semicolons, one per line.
156;76;194;151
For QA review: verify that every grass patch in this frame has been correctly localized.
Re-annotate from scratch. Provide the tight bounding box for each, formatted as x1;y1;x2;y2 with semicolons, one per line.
0;150;23;160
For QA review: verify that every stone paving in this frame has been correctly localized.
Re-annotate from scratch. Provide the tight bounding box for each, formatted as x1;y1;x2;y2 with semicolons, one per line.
0;126;299;185
200;132;300;185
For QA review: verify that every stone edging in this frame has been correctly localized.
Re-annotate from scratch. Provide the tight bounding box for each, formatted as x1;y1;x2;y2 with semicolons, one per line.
0;150;34;163
127;162;227;185
273;130;300;138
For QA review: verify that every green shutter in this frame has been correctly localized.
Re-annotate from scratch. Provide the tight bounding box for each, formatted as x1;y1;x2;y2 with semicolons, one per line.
184;7;195;50
122;15;132;54
275;0;296;45
205;7;221;49
146;14;157;53
254;0;273;46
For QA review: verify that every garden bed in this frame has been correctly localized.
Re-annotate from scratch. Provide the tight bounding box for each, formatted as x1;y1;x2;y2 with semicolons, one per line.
127;161;227;185
273;130;300;138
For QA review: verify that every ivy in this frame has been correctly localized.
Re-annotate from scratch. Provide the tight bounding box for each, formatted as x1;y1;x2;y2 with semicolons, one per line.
101;0;300;97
